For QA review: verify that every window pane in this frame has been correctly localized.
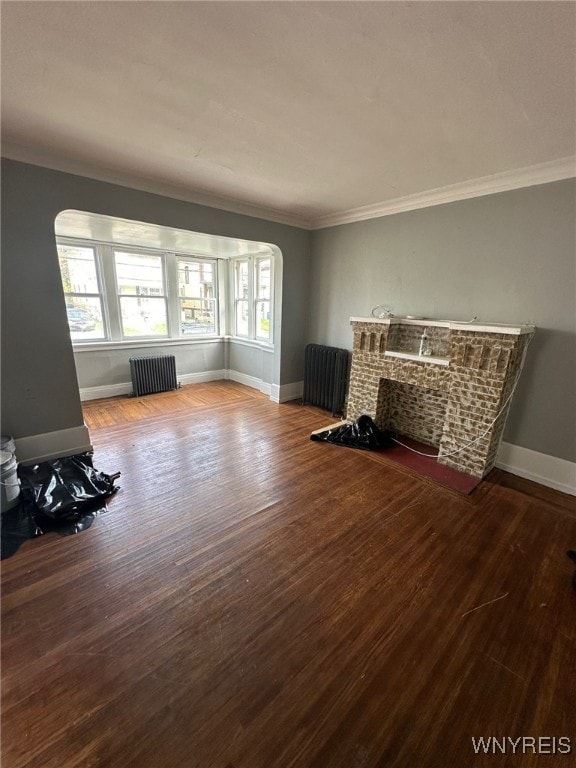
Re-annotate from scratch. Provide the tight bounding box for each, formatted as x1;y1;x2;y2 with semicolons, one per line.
236;300;249;336
119;297;167;336
255;301;271;340
115;251;164;296
58;245;99;293
178;259;216;334
115;251;166;337
58;244;107;341
234;260;249;336
66;297;105;341
235;261;249;300
256;259;271;300
180;300;216;334
178;260;214;297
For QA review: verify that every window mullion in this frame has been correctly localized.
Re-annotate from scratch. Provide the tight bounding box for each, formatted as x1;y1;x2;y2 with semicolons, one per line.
267;257;274;344
219;259;229;336
99;244;122;341
248;256;255;338
165;252;179;338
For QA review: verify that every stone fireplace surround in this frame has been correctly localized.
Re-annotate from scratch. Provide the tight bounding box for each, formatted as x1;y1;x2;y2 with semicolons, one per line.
346;317;535;478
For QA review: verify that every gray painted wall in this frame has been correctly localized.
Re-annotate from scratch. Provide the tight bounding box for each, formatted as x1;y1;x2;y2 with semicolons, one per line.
73;341;226;390
1;159;310;440
309;179;576;462
3;158;573;465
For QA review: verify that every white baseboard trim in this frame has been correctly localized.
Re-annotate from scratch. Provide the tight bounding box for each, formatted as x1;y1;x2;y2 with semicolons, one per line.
497;442;576;496
227;369;272;396
79;370;229;401
271;380;304;404
15;425;93;465
79;369;280;409
79;369;277;401
178;370;228;386
79;382;132;401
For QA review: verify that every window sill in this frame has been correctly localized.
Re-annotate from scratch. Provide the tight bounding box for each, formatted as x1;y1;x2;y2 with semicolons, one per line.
225;336;275;352
72;335;275;353
72;336;223;353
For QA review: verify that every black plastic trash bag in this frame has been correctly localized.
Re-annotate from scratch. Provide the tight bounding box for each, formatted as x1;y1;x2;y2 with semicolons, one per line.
1;453;119;559
18;452;119;523
0;501;41;560
311;414;392;451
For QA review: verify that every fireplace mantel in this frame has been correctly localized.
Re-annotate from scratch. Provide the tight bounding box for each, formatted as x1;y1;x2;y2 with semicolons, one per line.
350;316;534;335
347;316;535;478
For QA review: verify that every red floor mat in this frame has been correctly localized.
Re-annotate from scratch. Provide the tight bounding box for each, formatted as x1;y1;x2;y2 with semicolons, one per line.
311;423;482;494
372;435;482;494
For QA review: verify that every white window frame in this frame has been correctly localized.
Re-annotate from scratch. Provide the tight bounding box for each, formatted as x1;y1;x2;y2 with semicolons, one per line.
57;237;221;344
176;256;219;338
113;247;170;340
57;240;109;342
233;258;250;338
254;255;273;344
230;255;274;344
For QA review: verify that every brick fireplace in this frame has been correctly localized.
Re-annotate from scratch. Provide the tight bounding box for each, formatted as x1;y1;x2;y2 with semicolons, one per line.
347;317;535;478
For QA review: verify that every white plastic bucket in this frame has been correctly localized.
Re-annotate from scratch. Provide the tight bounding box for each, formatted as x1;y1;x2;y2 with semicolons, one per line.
1;450;21;512
1;435;16;454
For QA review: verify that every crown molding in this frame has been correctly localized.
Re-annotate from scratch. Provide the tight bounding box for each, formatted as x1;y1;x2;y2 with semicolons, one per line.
3;143;574;232
311;156;576;229
0;142;314;230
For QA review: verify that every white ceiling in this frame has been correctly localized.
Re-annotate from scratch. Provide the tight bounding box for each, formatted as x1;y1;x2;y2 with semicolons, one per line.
2;1;575;229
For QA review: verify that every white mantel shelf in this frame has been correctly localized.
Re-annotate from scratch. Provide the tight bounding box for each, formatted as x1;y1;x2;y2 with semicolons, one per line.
350;317;535;335
384;350;450;366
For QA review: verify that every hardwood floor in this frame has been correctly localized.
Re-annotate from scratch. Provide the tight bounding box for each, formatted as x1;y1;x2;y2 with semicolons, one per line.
2;382;575;768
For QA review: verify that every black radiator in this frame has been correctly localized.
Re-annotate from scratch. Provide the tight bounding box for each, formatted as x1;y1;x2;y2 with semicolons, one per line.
303;344;349;415
129;355;178;397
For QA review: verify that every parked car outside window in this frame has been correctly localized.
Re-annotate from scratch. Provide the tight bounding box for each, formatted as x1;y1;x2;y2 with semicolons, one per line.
66;307;96;332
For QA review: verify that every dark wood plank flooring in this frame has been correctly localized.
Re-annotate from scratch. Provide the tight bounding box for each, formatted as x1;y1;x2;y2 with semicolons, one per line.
2;382;575;768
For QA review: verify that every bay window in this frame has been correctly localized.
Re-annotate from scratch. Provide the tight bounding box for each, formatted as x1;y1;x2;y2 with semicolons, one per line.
58;239;220;343
57;235;273;346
